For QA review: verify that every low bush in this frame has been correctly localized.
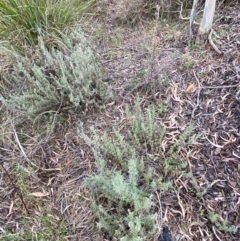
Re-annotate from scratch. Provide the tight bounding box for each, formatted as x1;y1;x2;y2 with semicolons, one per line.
0;27;111;121
84;158;158;241
80;99;193;240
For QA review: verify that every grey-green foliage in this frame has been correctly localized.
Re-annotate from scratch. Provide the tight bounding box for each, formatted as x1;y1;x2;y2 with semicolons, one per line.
126;99;192;170
80;98;195;240
126;98;158;148
84;158;157;241
0;27;111;120
126;98;166;151
208;211;238;233
168;124;193;155
183;172;208;198
80;126;135;170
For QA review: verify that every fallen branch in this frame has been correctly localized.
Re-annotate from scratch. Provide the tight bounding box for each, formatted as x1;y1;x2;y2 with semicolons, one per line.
208;29;222;55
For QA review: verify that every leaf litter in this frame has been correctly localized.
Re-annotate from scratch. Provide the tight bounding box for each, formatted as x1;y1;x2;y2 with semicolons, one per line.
0;1;240;241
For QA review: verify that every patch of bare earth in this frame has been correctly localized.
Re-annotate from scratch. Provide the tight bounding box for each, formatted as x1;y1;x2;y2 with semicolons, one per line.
0;2;240;241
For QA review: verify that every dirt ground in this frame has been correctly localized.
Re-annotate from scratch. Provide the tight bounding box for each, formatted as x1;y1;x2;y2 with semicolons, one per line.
0;1;240;241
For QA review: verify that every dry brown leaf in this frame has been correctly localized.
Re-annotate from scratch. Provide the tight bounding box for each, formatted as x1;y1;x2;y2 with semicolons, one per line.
186;83;196;92
7;201;14;217
30;192;49;197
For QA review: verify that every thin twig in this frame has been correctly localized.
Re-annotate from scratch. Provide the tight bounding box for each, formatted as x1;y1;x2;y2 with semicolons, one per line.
0;162;29;214
205;135;224;148
212;226;223;241
13;129;38;168
156;191;163;226
200;83;239;89
192;70;201;118
191;70;239;118
180;1;200;23
179;1;190;20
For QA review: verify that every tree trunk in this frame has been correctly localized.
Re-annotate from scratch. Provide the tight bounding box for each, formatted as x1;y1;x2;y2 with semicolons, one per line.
189;0;199;40
198;0;216;35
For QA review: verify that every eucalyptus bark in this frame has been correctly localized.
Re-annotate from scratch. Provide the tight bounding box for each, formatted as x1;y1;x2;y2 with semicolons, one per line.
198;0;217;35
189;0;217;39
189;0;199;40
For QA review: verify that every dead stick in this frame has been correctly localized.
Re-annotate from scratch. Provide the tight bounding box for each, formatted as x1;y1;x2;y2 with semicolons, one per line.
208;29;222;55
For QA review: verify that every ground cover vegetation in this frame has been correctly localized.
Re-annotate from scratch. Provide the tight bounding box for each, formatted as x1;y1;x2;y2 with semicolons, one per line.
0;0;240;240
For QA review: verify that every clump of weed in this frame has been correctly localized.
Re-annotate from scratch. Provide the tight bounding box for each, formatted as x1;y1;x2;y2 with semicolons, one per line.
1;214;68;241
0;27;111;121
182;172;208;198
179;53;195;69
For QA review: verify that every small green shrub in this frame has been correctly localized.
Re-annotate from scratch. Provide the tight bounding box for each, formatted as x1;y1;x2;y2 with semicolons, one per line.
168;124;193;155
80;98;195;240
157;102;167;115
208;211;238;233
0;28;111;120
183;172;208;198
126;100;157;147
0;0;94;51
84;158;157;241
